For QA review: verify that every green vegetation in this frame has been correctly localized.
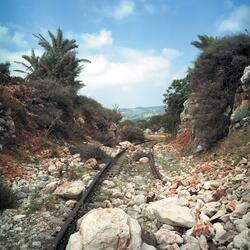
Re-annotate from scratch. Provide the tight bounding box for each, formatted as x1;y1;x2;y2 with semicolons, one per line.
16;28;90;92
123;114;167;133
26;191;56;213
191;34;217;50
189;33;250;148
70;144;111;163
121;126;144;143
0;177;18;211
0;62;11;84
12;28;122;144
163;76;190;135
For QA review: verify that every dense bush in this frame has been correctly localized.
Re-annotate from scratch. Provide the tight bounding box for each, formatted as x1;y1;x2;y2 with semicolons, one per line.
70;144;111;163
163;77;190;135
126;115;167;133
94;132;117;147
121;126;144;143
0;177;18;211
189;34;250;149
0;62;11;84
33;78;74;119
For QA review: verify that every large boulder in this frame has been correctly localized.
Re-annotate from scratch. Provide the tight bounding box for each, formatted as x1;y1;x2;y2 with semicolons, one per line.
241;65;250;92
67;208;142;250
145;197;195;228
66;232;82;250
230;100;249;123
54;180;85;199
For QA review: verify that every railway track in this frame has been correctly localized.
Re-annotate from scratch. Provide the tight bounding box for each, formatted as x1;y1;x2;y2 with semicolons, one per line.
48;140;162;250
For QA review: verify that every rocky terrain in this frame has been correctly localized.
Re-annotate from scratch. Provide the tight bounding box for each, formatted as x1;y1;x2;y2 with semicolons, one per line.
0;134;249;249
1;26;250;250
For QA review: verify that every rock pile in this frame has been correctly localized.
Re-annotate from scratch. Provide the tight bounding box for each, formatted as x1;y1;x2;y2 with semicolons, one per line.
0;103;15;151
0;145;104;249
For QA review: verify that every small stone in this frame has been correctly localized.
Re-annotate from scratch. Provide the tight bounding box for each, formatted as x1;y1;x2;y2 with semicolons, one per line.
141;243;157;250
203;180;221;190
243;212;250;227
139;157;149;164
13;214;26;221
198;235;208;250
46;181;58;193
154;227;183;247
167;243;180;250
31;241;42;248
65;199;77;208
238;157;248;165
233;202;249;218
233;229;250;248
54;180;85;199
209;207;227;221
128;194;146;206
213;222;226;242
181;236;200;250
85;158;98;169
234;218;248;232
103;180;116;188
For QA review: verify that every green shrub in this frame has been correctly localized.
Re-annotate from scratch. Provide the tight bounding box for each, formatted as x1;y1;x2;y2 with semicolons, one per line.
26;191;56;213
0;177;18;211
70;144;111;163
0;62;11;84
189;33;250;149
94;132;117;147
163;77;190;135
121;126;144;143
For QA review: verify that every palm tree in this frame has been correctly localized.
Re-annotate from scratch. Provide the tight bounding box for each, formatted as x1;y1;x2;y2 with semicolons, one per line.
15;49;40;75
16;28;90;89
191;34;217;50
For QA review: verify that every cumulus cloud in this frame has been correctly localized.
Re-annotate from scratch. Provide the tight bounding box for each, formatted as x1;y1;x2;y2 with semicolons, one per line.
217;5;250;32
110;1;135;20
0;25;28;48
77;29;185;107
81;29;113;49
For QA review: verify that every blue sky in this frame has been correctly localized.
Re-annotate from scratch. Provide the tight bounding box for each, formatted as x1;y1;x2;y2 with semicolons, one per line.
1;0;250;108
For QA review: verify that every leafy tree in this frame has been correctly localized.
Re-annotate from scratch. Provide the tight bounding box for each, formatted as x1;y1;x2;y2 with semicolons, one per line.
163;77;190;135
16;28;90;91
191;34;217;50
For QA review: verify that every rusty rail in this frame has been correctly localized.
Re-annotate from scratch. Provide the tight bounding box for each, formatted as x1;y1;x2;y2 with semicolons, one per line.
48;140;162;250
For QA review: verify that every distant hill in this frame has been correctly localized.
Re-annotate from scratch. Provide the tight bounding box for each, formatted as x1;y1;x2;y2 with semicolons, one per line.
121;106;165;121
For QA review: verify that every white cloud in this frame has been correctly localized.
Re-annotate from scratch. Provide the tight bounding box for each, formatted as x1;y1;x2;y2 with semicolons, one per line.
81;29;113;49
77;28;185;107
0;25;28;48
217;5;250;32
78;45;183;90
110;1;135;20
